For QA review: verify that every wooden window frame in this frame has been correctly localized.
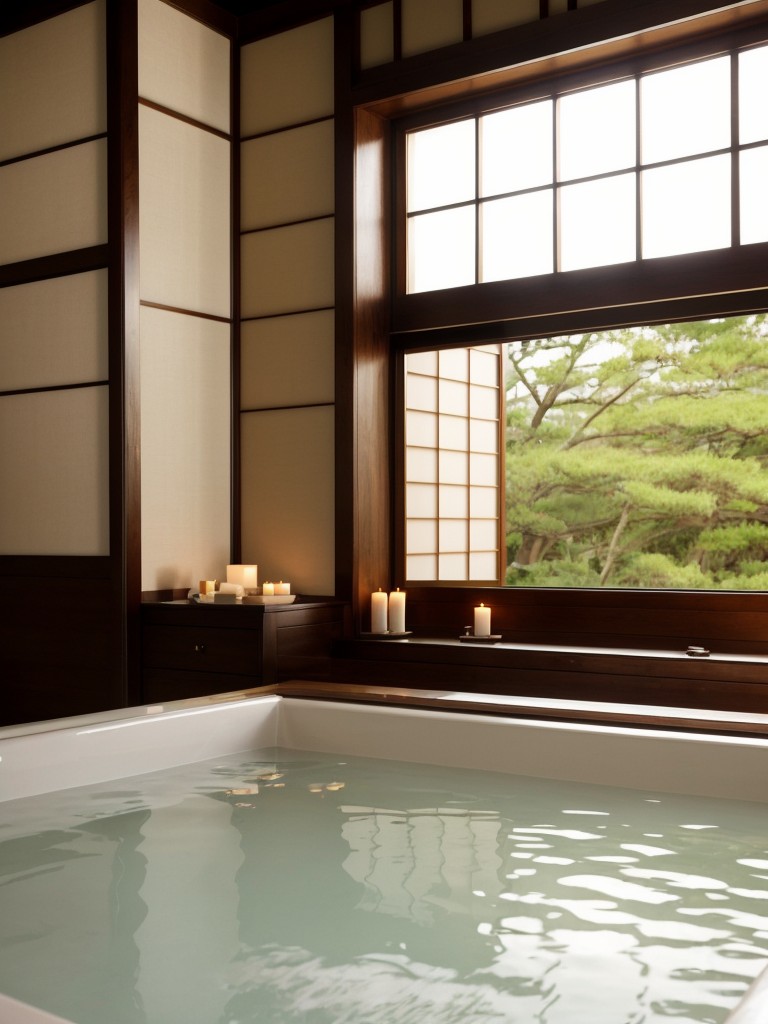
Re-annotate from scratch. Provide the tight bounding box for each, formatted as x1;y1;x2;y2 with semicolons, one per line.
340;1;768;675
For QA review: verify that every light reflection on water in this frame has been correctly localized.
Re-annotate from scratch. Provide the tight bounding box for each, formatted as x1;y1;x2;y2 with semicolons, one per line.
0;748;766;1024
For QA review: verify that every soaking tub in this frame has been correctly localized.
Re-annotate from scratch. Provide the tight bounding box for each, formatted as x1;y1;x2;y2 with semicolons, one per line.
1;688;767;1024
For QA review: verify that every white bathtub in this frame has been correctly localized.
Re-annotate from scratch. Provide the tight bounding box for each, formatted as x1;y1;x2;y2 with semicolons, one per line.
1;691;767;1023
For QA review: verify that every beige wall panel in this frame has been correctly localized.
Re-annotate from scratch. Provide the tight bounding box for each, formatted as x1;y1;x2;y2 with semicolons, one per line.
138;0;230;133
241;120;335;231
140;307;230;592
241;218;334;319
360;3;395;69
240;18;334;137
0;139;107;265
139;106;231;318
0;1;106;163
402;0;463;58
0;387;109;556
241;310;334;410
472;0;539;37
0;271;108;393
240;406;334;595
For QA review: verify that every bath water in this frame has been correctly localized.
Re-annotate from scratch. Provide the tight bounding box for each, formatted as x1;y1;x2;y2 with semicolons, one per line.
0;747;766;1024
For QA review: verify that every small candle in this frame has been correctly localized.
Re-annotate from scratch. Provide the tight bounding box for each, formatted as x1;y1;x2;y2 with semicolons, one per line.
474;603;491;637
274;581;291;595
371;589;388;633
219;582;244;599
389;588;406;633
262;582;275;596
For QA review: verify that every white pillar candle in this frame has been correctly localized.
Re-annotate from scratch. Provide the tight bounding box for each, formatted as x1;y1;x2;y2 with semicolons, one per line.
262;582;275;596
219;582;244;599
274;581;291;595
474;603;491;637
371;589;388;633
227;564;258;591
389;588;406;633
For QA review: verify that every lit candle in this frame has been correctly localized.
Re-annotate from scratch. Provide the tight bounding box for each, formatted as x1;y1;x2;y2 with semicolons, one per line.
262;582;275;596
389;588;406;633
227;564;258;591
371;588;388;633
474;603;491;637
274;581;291;595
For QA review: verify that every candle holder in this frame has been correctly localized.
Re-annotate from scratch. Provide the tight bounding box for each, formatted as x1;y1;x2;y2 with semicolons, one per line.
360;631;413;640
458;626;502;644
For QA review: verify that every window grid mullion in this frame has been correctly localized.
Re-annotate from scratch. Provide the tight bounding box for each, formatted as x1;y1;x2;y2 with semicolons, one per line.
731;49;740;249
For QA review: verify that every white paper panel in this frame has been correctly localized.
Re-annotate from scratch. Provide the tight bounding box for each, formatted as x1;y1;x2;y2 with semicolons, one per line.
138;0;230;133
360;3;395;69
0;1;105;163
0;387;109;555
241;310;334;410
0;140;107;265
240;18;334;137
241;218;334;319
140;307;231;592
139;106;231;318
241;120;335;231
472;0;539;37
240;406;334;595
402;0;463;58
0;271;108;392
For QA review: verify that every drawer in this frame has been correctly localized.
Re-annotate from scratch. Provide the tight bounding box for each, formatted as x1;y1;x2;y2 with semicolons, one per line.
142;625;261;676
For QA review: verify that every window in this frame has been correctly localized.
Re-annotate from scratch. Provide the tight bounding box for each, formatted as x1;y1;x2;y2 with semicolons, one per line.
404;43;768;294
396;29;768;591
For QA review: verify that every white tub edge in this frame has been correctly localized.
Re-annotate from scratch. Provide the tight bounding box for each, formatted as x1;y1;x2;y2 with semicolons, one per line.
0;694;281;803
278;698;768;803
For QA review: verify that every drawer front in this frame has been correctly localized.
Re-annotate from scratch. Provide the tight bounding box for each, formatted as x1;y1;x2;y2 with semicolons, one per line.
142;625;260;676
142;669;255;703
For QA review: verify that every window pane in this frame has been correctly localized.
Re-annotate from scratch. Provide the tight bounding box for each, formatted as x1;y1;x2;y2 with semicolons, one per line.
740;45;768;144
407;350;438;375
406;409;438;447
642;154;730;259
440;413;468;450
480;191;553;282
439;378;468;416
407;519;437;552
470;383;498;418
407;120;476;212
439;552;467;579
407;207;476;293
740;145;768;245
470;452;498;486
469;551;498;578
406;372;437;411
641;56;730;164
406;482;437;517
439;484;468;517
558;79;636;181
439;347;469;380
407;553;438;580
559;173;635;271
470;348;499;386
480;100;553;196
470;485;498;517
439;519;467;551
470;519;498;548
470;418;498;453
439;449;468;484
407;446;437;482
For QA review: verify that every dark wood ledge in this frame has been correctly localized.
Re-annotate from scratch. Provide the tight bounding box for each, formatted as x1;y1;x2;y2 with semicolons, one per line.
328;636;768;718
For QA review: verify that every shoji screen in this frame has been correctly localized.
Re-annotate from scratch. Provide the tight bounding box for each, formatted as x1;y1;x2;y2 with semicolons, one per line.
240;18;335;595
0;2;108;556
137;0;231;594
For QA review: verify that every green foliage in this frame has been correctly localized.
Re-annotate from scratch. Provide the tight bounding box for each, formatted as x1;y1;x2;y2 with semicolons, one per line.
505;314;768;590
